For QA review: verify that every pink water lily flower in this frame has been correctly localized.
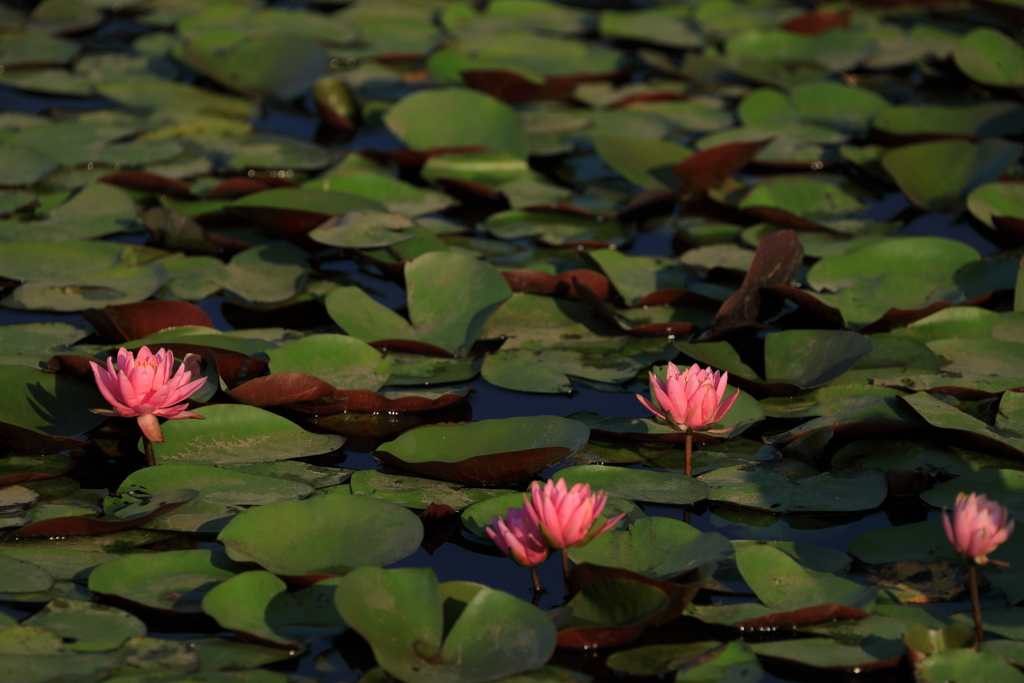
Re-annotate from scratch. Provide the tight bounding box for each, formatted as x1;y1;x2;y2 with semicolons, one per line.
636;362;738;432
90;346;207;444
486;506;549;568
943;492;1015;565
526;478;625;550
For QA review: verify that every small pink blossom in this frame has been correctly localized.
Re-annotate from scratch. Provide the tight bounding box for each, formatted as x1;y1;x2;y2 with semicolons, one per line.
636;362;738;432
486;506;549;567
943;492;1015;565
90;346;206;444
525;478;625;550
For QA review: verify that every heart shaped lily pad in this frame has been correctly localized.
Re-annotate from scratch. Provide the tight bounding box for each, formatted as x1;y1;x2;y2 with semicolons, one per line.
374;415;589;485
217;494;423;578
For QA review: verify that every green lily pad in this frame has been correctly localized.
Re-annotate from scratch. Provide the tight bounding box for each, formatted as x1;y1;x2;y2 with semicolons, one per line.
266;334;391;391
736;544;876;611
325;250;512;356
903;391;1024;458
221;245;308;306
593;136;692;191
807;236;979;291
217;494;423;577
567;517;733;580
554;466;708;506
384;88;528;158
881;139;1024;212
559;576;670;648
967;181;1024;228
916;648;1024;683
178;32;328;101
306;173;457;217
21;599;146;652
2;263;169;313
375;415;589;486
0;548;119;583
87;549;245;613
201;570;346;647
350;470;516;511
833;439;1020;476
0;366;106;454
151;403;345;465
700;463;888;513
954;27;1024;88
334;567;556;683
0;555;54;594
113;463;314;524
750;615;905;669
740;176;866;219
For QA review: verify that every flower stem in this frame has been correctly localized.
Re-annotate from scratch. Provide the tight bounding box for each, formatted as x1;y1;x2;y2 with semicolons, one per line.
685;429;693;477
969;562;984;645
561;549;570;596
143;437;155;468
530;566;543;594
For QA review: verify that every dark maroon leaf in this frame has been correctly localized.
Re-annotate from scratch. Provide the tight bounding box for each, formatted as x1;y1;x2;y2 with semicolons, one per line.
226;372;337;408
373;446;570;486
501;269;611;300
0;422;88;456
781;9;851;34
741;207;835;233
736;603;869;628
462;69;610;103
100;171;193;198
46;354;100;379
204;177;278;199
674;140;772;194
305;402;474;441
84;300;214;342
368;340;459;357
711;229;804;337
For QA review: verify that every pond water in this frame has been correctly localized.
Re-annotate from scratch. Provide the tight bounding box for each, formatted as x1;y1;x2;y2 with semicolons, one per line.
2;1;1024;683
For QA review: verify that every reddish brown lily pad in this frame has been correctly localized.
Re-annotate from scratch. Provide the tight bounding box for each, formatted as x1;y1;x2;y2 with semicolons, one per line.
100;171;193;198
501;269;611;300
374;446;570;486
711;229;804;337
736;603;869;629
462;69;614;103
226;372;337;408
674;140;772;194
781;9;851;34
84;300;214;342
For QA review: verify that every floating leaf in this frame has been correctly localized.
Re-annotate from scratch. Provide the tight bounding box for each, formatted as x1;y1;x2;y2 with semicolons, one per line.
325;251;512;356
567;517;732;580
881;139;1024;212
554;466;708;506
266;334;391;391
179;33;328;101
384;88;528;158
954;28;1024;88
217;494;423;578
335;567;556;683
152;404;345;465
88;549;245;614
375;416;589;485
